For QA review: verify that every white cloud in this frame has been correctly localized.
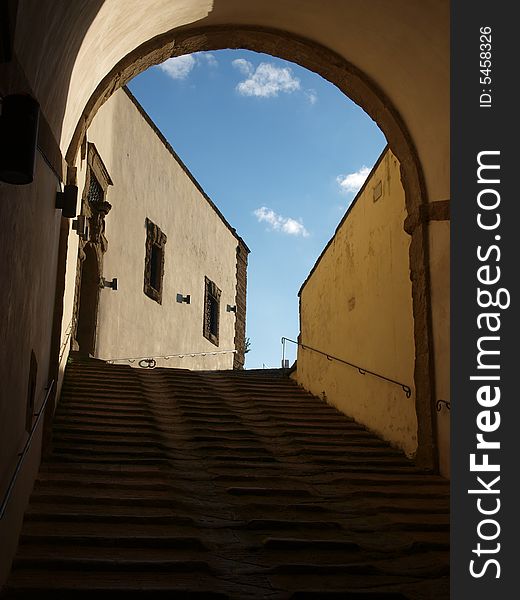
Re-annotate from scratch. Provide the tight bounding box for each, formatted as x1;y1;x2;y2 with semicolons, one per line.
236;62;301;98
232;58;254;76
336;166;371;195
202;53;218;68
305;89;318;105
282;218;309;236
254;207;309;237
158;55;197;80
158;52;218;80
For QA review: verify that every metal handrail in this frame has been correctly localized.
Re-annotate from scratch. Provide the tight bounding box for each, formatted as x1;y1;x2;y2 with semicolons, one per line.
0;380;55;520
281;337;412;398
58;316;76;365
104;349;237;368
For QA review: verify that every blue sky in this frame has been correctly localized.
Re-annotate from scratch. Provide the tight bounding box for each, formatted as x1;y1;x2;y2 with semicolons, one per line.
128;50;386;369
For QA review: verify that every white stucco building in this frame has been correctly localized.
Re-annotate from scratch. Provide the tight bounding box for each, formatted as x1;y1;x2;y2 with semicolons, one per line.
65;87;249;371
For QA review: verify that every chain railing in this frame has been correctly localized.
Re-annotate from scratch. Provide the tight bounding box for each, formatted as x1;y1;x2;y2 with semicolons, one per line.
0;380;55;520
281;337;412;397
103;349;237;369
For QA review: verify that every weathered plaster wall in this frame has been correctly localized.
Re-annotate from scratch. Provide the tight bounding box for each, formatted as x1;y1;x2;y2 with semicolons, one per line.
8;0;450;462
295;149;418;456
0;154;61;584
13;0;449;205
429;220;450;476
78;88;240;370
57;222;79;384
0;0;450;584
233;240;248;370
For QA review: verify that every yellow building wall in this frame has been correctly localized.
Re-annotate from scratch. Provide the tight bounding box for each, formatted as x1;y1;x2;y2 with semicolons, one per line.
295;149;418;457
429;220;450;476
66;87;242;370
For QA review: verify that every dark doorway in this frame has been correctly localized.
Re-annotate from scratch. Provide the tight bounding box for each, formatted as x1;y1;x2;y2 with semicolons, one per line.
76;245;100;356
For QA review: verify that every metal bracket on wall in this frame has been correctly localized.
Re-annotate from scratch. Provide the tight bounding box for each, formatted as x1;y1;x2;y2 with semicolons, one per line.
71;215;88;239
138;358;157;369
436;399;451;412
101;277;117;290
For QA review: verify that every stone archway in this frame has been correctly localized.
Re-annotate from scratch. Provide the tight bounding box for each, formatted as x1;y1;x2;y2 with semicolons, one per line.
63;26;438;469
0;4;451;586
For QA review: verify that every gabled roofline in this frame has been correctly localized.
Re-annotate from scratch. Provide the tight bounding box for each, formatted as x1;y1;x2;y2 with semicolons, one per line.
298;144;390;296
122;86;250;253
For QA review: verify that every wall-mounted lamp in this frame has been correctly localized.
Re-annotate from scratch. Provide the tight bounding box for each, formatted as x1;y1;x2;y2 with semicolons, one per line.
56;184;78;218
0;94;40;185
101;277;118;290
71;215;88;239
226;304;236;313
176;294;190;304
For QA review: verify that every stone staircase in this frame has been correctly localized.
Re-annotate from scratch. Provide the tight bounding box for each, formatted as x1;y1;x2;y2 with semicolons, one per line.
2;356;449;599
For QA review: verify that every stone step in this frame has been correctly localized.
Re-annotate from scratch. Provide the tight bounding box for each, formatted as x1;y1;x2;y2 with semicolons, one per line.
51;424;160;437
297;447;403;457
244;519;342;531
60;398;147;408
58;404;151;416
316;473;447;485
46;454;171;465
289;436;388;446
4;569;231;599
213;474;308;485
289;593;408;600
60;389;145;400
52;415;156;427
23;508;196;528
239;503;334;518
188;426;259;436
226;487;313;498
202;456;278;466
62;381;138;389
190;434;268;444
263;537;361;551
51;434;164;447
62;377;142;387
12;556;213;573
280;429;375;439
307;457;410;467
367;500;450;514
192;447;273;457
55;409;155;421
39;462;168;475
35;477;174;491
19;533;207;550
3;587;228;600
28;489;191;508
50;443;167;456
5;359;449;599
329;485;449;498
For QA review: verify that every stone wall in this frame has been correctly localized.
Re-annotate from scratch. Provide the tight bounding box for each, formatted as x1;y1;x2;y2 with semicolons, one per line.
66;87;246;371
294;148;418;457
233;239;249;369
